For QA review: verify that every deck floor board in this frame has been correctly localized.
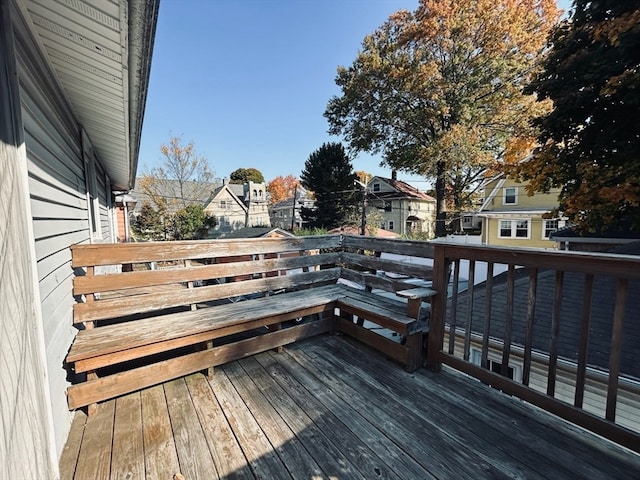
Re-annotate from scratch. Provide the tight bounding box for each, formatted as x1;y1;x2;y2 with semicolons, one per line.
60;334;640;480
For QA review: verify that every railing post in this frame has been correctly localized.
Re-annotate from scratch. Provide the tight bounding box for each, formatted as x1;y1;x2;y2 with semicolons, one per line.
427;243;449;371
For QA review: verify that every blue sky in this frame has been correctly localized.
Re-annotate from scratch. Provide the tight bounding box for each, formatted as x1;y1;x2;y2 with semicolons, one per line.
138;0;572;189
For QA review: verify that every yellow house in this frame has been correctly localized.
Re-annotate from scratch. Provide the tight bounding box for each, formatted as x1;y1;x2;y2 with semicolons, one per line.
476;176;566;248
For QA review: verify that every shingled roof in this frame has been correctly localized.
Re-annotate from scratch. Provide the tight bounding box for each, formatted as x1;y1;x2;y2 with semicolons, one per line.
372;177;435;201
451;259;640;380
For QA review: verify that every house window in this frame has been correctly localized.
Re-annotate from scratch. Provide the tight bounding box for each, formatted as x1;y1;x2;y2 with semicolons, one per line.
472;350;522;382
384;201;392;212
503;187;518;205
388;221;394;230
220;200;231;209
543;219;562;239
373;183;380;192
499;219;530;238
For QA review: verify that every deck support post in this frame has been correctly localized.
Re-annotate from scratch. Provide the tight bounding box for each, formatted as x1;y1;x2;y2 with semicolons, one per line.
427;244;449;371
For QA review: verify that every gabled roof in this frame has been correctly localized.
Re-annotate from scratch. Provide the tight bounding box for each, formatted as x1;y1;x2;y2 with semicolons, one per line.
371;177;435;201
22;0;160;190
206;184;248;212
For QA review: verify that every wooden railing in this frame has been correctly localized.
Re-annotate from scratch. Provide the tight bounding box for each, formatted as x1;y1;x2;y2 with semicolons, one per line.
426;242;640;453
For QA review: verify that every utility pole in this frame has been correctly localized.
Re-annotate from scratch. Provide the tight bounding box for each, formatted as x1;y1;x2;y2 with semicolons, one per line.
355;180;367;235
290;186;298;231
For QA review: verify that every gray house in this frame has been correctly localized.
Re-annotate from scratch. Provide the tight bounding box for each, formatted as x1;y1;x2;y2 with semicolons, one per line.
0;0;158;477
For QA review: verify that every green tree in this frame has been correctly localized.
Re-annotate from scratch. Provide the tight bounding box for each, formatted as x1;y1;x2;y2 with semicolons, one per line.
513;1;640;232
300;143;359;229
171;204;217;240
230;168;265;184
325;0;558;235
132;202;163;241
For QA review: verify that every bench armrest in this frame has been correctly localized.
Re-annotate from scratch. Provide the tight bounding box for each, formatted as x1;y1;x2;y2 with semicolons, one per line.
396;287;437;300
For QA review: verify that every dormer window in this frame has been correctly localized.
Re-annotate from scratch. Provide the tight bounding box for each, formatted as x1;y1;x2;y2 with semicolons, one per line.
503;187;518;205
373;183;380;192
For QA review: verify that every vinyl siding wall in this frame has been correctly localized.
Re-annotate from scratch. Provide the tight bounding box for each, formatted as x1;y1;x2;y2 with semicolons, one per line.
13;2;115;458
0;0;57;476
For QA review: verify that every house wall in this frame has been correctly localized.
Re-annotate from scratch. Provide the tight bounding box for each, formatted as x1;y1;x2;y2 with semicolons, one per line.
0;1;57;476
11;0;116;459
205;189;247;232
483;178;558;211
484;216;558;248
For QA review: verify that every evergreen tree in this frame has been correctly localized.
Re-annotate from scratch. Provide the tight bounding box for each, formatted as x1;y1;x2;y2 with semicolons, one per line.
516;1;640;232
300;143;359;229
132;202;164;241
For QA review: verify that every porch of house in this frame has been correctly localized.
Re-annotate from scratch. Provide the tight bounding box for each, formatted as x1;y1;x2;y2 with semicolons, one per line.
59;334;640;480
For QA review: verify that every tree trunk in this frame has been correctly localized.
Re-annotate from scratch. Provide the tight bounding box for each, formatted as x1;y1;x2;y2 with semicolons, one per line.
435;161;447;237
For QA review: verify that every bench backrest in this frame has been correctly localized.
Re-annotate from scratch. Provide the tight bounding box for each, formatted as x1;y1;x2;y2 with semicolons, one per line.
72;235;342;326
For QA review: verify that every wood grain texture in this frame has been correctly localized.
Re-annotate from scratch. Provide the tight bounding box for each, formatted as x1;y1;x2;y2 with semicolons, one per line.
110;392;144;480
140;385;181;480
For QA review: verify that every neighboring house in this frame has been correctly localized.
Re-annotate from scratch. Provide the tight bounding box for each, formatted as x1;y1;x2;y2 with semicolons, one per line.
211;226;294;239
130;178;221;215
205;179;270;235
0;0;157;477
474;176;566;248
447;244;640;433
367;175;436;237
269;191;315;230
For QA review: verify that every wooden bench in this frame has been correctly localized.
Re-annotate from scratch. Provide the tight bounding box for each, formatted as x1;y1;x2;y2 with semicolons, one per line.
66;235;436;410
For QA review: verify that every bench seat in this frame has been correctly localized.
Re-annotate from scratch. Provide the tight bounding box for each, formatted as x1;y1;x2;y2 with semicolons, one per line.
67;285;347;374
65;236;437;410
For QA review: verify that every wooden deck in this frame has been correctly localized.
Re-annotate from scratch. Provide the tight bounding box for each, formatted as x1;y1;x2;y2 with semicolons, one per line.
60;335;640;480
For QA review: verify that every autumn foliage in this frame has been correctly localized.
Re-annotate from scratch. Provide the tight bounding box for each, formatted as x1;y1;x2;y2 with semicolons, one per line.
326;0;559;235
267;175;300;205
513;1;640;233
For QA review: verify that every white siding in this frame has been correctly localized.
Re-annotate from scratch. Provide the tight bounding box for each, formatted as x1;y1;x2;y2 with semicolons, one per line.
0;0;56;476
13;1;115;458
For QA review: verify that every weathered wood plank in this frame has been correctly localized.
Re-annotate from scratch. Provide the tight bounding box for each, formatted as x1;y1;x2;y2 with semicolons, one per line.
244;355;377;480
71;235;341;267
606;278;628;421
574;274;594;408
74;252;339;295
73;400;115;480
140;385;181;480
340;267;418;295
164;378;218;479
337;296;417;335
58;411;87;480
547;270;564;396
339;252;433;280
68;286;342;364
434;243;640;279
341;235;435;258
67;319;333;409
266;349;435;479
209;367;292;479
337;318;409;366
222;362;326;479
322;336;584;479
110;392;144;480
74;268;341;322
184;374;253;479
289;338;513;479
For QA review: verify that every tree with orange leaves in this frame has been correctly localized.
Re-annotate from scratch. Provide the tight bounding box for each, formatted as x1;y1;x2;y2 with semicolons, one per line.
266;175;301;205
325;0;559;236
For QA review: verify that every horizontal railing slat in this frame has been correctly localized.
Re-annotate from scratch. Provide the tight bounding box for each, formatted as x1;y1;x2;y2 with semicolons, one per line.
341;235;435;258
74;252;339;295
339;252;433;280
71;235;341;267
73;268;341;323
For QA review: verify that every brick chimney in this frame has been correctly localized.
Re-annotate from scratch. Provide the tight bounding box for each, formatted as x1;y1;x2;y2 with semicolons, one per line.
391;170;397;180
